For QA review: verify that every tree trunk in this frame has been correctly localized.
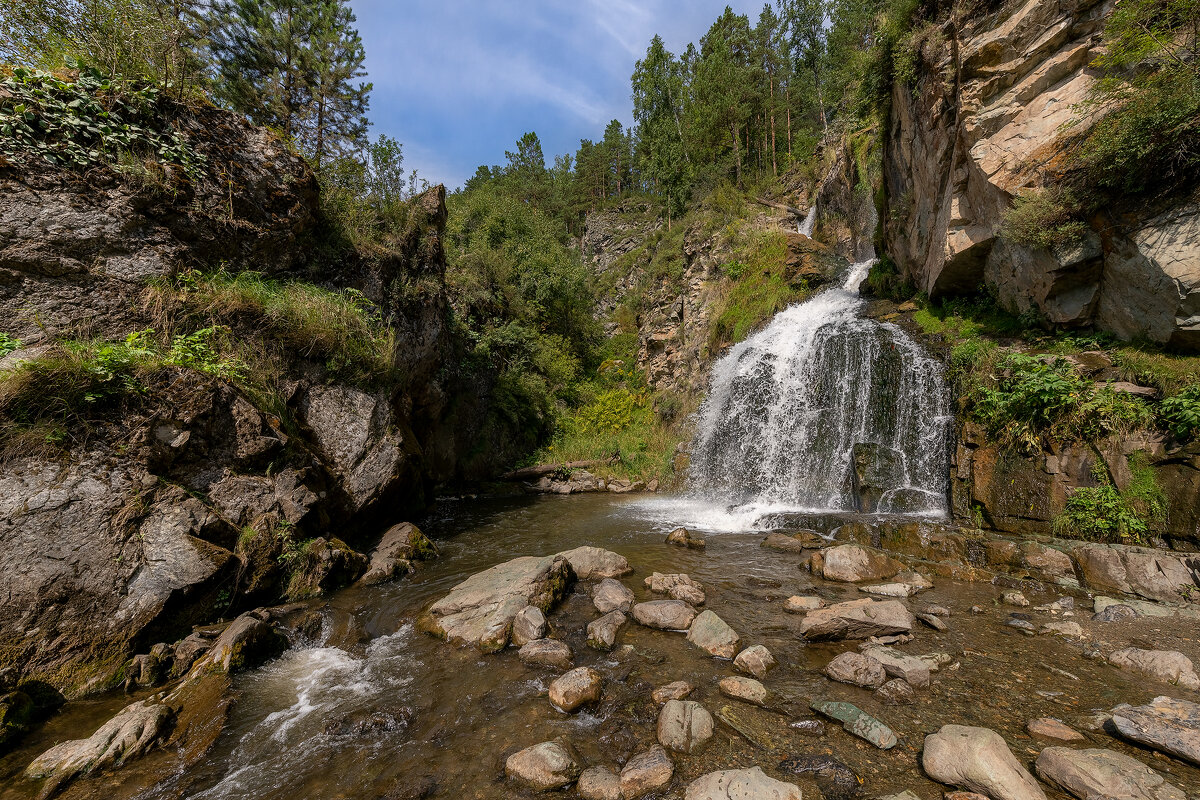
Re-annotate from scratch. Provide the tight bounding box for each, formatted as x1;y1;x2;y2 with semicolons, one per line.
731;119;743;187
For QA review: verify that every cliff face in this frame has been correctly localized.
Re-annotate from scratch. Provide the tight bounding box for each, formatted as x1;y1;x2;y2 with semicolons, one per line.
883;0;1200;349
0;104;457;695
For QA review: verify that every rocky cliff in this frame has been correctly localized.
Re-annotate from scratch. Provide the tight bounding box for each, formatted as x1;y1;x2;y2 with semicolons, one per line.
883;0;1200;349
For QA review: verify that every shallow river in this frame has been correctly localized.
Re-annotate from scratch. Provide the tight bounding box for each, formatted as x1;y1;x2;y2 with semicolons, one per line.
4;493;1200;799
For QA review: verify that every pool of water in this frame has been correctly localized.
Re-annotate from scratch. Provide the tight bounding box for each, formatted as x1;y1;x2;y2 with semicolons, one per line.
4;492;1200;799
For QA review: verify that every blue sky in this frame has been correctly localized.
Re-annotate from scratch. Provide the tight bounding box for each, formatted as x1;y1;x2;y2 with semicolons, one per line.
351;1;767;190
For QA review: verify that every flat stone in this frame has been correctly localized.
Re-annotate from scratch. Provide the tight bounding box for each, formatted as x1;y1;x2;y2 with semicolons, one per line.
876;678;916;704
861;645;932;688
667;527;706;549
504;741;580;790
619;745;673;799
1109;648;1200;689
548;667;603;712
632;600;697;631
511;606;547;646
860;571;934;598
1027;717;1085;741
558;546;631;580
719;676;768;706
1036;746;1185;800
645;572;706;605
657;699;713;754
652;680;693;703
1111;696;1200;766
586;611;627;651
799;598;915;641
917;612;947;630
592;578;635;614
784;595;825;613
518;639;573;670
762;531;821;553
1040;621;1084;638
824;652;886;688
687;610;740;658
578;766;622;800
922;724;1046;800
684;767;802;800
810;699;897;749
733;645;777;678
1094;596;1180;619
816;544;905;582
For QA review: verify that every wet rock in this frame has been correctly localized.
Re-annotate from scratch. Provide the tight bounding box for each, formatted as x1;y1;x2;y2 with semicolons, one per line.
511;606;547;647
25;699;174;793
1035;746;1185;800
860;570;933;598
653;681;694;703
778;754;864;800
667;527;706;549
1073;545;1196;604
125;645;170;691
861;645;931;688
558;546;631;580
592;578;635;614
0;691;34;749
170;632;213;678
824;652;887;688
719;676;768;706
685;766;802;800
811;700;897;749
645;572;705;605
815;544;906;583
504;740;580;790
1040;621;1083;638
422;554;574;652
1027;717;1085;741
1002;590;1030;607
549;667;603;712
1007;619;1036;634
358;522;437;586
917;612;948;631
687;610;740;658
192;611;287;675
578;766;622;800
587;611;627;651
657;699;714;754
285;536;369;600
1094;603;1141;622
944;794;989;800
784;595;825;613
799;598;915;640
632;600;697;631
1108;648;1200;689
921;724;1047;800
789;718;827;736
620;745;674;799
734;645;777;678
762;531;822;553
324;707;413;737
925;604;952;617
1111;696;1200;765
518;639;573;670
876;678;916;705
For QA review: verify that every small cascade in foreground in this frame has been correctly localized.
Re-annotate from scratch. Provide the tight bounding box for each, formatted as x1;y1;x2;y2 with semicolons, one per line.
797;205;817;237
674;254;951;530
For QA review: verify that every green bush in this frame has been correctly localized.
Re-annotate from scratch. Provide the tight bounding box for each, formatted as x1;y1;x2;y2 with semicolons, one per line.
1000;188;1088;252
0;333;20;357
1160;385;1200;441
575;388;638;434
1054;456;1165;545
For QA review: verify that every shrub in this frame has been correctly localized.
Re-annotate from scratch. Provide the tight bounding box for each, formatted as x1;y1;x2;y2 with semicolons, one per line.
575;388;638;434
1054;456;1165;545
1160;385;1200;441
1000;188;1088;252
0;333;20;357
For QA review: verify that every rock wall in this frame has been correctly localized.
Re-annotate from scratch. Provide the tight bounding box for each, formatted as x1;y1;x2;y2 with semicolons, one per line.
882;0;1200;349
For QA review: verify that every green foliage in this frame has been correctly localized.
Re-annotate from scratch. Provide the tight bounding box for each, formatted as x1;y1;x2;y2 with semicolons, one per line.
863;256;914;300
707;225;801;351
163;326;245;380
1054;456;1165;545
0;66;203;175
575;388;638;434
1000;188;1089;252
1160;385;1200;441
0;333;19;357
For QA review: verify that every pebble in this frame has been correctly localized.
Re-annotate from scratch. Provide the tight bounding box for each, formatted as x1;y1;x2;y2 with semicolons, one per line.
1026;717;1085;741
652;680;693;703
719;676;768;706
578;766;621;800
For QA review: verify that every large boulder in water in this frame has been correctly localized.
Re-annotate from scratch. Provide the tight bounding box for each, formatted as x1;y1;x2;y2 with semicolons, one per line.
421;554;575;652
1111;696;1200;766
922;724;1047;800
851;443;905;513
799;598;914;640
358;522;438;586
812;544;906;582
1035;746;1185;800
505;741;580;790
557;546;631;580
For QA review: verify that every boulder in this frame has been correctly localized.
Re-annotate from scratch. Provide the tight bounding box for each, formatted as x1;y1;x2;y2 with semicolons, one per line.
784;595;825;613
190;612;287;676
505;741;580;790
816;544;905;582
284;536;369;599
518;639;573;670
653;681;694;703
799;598;915;640
876;678;916;705
1002;591;1030;607
586;611;627;651
1035;746;1185;800
25;700;174;793
917;612;948;631
733;645;777;679
632;600;697;631
862;646;931;688
762;531;824;552
422;554;574;652
511;606;547;647
557;546;631;580
619;745;674;799
1073;545;1198;604
719;676;768;706
548;667;603;712
1109;648;1200;689
578;766;622;800
922;725;1047;800
1026;718;1084;741
824;652;887;688
645;572;705;605
358;521;437;586
0;691;34;749
685;767;802;800
1111;696;1200;766
686;610;740;658
657;699;714;754
592;578;635;614
811;700;897;749
667;527;706;549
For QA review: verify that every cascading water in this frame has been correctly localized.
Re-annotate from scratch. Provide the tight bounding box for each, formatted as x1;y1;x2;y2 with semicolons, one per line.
644;254;951;532
797;206;817;236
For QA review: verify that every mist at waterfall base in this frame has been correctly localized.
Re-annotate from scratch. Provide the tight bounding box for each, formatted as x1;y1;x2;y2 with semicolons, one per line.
632;254;952;534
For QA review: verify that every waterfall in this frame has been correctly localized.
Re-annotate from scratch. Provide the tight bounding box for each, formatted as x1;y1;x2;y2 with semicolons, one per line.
659;257;951;531
797;206;817;237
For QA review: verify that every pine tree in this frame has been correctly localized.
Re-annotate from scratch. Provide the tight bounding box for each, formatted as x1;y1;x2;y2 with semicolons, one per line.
302;0;370;167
